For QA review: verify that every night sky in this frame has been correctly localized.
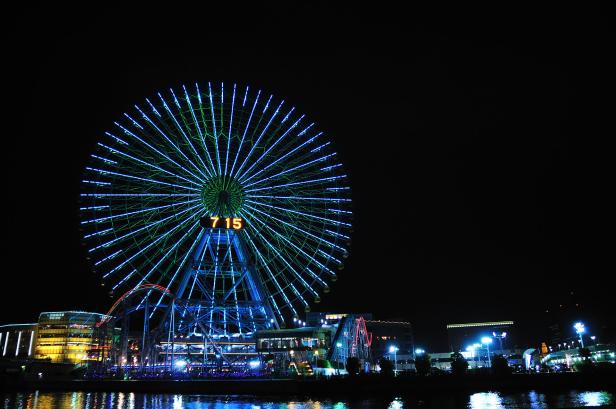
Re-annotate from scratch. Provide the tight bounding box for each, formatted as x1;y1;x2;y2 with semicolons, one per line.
4;4;613;351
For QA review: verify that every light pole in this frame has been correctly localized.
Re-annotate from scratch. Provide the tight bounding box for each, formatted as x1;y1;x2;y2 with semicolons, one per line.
473;343;481;367
574;322;585;348
466;346;476;369
481;337;493;368
492;331;507;352
389;345;399;376
336;342;342;375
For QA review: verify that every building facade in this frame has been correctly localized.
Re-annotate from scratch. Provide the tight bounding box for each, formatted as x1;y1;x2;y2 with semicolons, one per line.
0;323;37;359
35;311;108;364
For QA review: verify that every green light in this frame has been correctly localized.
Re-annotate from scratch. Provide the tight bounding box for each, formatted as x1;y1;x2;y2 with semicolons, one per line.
201;176;245;216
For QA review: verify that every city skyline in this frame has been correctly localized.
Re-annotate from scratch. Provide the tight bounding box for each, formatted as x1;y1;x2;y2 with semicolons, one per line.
3;4;613;351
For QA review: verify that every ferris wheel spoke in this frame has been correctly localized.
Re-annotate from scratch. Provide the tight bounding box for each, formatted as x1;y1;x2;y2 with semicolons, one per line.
234;98;284;180
133;220;203;311
239;130;322;185
243;207;337;279
85;167;200;192
193;82;219;177
245;154;336;189
235;108;303;182
81;198;200;225
149;229;205;315
88;202;203;253
242;209;322;299
224;83;236;176
242;152;337;189
246;194;350;203
101;207;204;280
96;142;202;187
105;123;205;185
81;193;199;198
207;82;223;175
230;88;261;177
244;174;347;193
159;90;214;178
241;227;297;318
134;100;209;181
247;199;351;227
245;127;330;184
168;87;215;178
243;203;345;253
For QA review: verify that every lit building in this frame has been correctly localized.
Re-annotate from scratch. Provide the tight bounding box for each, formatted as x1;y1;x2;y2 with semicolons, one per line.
35;311;109;364
540;343;616;369
446;321;514;352
305;312;373;326
0;323;37;358
255;326;335;375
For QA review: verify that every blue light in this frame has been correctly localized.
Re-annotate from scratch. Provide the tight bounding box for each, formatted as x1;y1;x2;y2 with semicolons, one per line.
249;360;260;369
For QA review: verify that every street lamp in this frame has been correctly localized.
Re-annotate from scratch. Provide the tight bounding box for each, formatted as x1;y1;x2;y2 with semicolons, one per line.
481;337;493;367
492;331;507;352
415;348;425;355
574;322;586;348
389;345;399;375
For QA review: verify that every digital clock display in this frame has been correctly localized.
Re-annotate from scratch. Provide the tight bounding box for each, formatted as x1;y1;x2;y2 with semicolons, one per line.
200;216;244;230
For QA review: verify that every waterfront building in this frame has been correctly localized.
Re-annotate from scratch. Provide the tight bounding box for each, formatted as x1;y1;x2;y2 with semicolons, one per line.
0;323;37;358
157;335;259;372
446;320;514;352
35;311;109;364
540;343;616;370
422;348;525;372
367;319;414;361
256;326;335;375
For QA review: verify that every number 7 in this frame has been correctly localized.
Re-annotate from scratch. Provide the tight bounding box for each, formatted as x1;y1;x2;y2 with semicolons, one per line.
210;216;220;228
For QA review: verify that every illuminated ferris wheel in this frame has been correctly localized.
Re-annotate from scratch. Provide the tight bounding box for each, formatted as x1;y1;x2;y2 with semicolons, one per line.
80;82;352;334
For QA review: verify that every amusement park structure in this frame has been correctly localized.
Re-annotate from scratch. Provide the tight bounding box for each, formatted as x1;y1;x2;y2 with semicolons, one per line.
80;82;360;373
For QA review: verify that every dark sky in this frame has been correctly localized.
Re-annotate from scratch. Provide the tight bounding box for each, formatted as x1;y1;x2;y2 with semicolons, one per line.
3;4;613;351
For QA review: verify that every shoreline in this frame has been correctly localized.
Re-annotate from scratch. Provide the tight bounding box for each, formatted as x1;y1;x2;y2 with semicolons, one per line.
3;373;616;396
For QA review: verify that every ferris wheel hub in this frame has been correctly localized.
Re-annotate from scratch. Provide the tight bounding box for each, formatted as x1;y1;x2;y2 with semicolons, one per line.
200;176;245;216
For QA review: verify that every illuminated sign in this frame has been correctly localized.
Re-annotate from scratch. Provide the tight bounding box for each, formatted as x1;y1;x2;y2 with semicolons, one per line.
200;216;244;230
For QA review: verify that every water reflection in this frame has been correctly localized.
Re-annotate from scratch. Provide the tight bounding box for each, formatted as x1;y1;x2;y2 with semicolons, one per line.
1;390;614;408
469;392;504;409
577;391;612;407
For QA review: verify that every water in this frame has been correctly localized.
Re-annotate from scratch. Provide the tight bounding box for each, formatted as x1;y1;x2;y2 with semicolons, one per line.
1;390;614;408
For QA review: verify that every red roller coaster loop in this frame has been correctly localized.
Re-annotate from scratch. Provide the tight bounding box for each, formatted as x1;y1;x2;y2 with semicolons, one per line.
96;284;173;327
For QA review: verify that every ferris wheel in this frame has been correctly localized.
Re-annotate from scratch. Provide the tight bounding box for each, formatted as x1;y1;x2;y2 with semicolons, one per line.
80;82;352;334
